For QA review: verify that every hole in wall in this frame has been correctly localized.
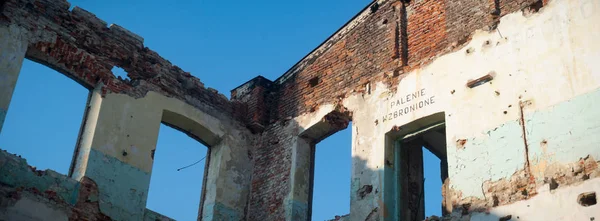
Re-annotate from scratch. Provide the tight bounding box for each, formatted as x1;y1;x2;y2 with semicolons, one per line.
466;72;495;88
111;66;130;81
146;123;208;220
465;47;475;54
499;215;513;221
0;59;88;175
578;192;597;207
370;2;379;13
309;76;319;87
549;178;559;190
523;0;544;15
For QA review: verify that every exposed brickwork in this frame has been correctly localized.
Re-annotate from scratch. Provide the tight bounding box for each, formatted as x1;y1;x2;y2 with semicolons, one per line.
231;76;274;132
70;177;113;221
247;122;294;221
232;0;542;127
444;155;600;218
0;0;557;220
0;149;112;220
407;0;448;66
0;0;242;125
237;0;546;219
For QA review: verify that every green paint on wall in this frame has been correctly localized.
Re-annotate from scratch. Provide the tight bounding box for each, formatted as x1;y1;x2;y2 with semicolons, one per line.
526;87;600;168
86;149;151;221
202;202;243;221
0;149;80;205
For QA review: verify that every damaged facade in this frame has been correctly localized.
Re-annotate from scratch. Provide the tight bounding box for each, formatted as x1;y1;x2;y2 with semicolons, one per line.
1;0;599;220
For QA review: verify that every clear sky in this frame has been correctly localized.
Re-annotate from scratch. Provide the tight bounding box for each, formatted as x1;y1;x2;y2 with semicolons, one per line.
0;1;442;220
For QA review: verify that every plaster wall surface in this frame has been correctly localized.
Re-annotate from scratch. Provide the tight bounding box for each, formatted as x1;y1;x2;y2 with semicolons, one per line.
468;178;600;221
75;91;252;220
0;24;27;133
1;197;69;221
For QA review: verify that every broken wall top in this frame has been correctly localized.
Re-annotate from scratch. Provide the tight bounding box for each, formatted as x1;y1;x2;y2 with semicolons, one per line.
0;0;246;125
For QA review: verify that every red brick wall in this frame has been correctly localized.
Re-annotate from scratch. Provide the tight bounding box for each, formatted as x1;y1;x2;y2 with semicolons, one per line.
247;123;294;221
407;0;448;66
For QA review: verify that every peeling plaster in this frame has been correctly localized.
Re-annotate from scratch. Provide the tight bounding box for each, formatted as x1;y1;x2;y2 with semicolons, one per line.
202;202;243;221
526;87;600;182
329;0;600;219
296;103;336;134
86;149;149;221
0;150;80;206
2;197;69;221
470;177;600;221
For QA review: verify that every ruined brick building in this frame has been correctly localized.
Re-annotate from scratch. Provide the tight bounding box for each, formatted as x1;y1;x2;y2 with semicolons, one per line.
1;0;599;220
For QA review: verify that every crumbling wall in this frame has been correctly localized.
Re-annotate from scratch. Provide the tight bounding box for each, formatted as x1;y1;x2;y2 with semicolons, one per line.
0;0;242;122
235;0;600;220
2;0;600;220
0;0;253;220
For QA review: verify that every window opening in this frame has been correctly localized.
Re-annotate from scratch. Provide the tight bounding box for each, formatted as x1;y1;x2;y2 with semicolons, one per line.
311;123;352;221
0;59;88;174
146;123;208;220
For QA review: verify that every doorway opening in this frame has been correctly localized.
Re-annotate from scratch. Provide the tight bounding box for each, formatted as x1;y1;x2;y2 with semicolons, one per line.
395;123;447;220
384;113;449;221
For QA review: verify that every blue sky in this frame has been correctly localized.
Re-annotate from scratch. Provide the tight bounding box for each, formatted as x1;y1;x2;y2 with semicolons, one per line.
0;1;442;220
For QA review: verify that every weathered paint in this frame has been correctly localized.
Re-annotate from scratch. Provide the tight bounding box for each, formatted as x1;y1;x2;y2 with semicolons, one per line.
284;199;309;221
84;91;226;174
448;120;526;199
284;134;312;221
278;0;600;219
1;0;599;220
1;197;69;221
67;90;252;220
526;87;600;183
202;202;244;221
0;24;28;134
0;149;80;206
469;178;600;220
86;149;150;221
202;135;251;221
